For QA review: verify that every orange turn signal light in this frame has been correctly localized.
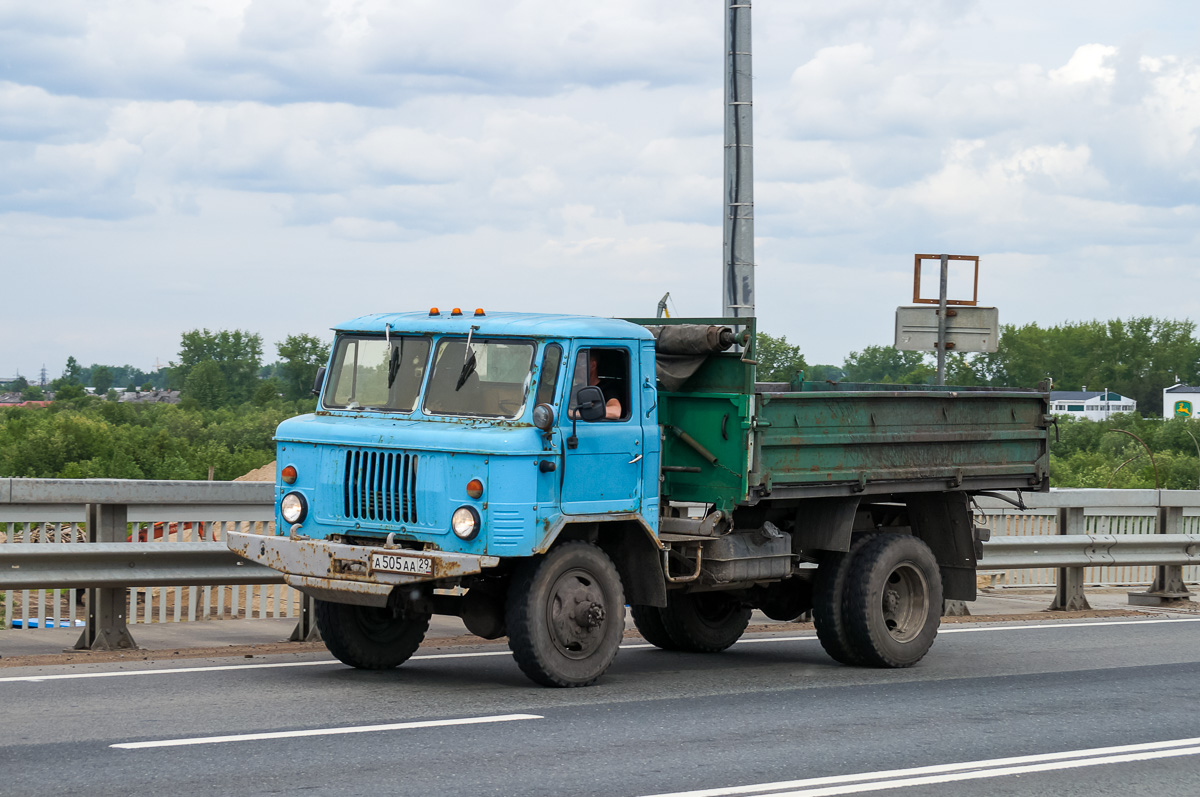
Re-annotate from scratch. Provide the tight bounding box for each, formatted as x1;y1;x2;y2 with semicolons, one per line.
466;479;484;499
281;465;297;484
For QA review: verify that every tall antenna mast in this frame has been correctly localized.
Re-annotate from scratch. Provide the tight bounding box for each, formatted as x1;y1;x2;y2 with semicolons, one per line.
722;0;754;326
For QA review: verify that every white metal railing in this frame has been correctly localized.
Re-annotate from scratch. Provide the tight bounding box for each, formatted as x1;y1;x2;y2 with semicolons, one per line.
0;479;295;647
974;489;1200;587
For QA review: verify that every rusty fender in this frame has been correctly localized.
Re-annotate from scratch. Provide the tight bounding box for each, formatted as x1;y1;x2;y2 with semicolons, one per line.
226;530;500;607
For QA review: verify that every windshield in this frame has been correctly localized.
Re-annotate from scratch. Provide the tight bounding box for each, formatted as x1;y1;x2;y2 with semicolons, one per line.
423;338;535;418
324;336;430;412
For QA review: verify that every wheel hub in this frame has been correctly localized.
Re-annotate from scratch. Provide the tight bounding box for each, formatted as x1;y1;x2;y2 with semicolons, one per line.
547;568;609;658
880;563;929;643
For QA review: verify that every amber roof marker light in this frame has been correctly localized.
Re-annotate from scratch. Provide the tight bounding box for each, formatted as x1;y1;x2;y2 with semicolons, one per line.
474;308;486;316
429;307;440;316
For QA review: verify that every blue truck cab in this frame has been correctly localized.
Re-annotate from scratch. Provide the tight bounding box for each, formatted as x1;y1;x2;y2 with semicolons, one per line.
228;310;668;686
276;310;660;554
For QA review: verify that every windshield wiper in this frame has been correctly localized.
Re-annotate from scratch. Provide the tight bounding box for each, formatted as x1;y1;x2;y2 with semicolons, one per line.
455;350;477;391
388;345;401;388
455;325;480;391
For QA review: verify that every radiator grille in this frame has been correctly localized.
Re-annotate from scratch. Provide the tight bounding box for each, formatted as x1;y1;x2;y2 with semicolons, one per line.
343;450;418;523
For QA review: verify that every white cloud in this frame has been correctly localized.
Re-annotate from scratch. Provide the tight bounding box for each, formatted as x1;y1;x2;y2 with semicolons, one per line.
1050;44;1118;85
2;1;1200;375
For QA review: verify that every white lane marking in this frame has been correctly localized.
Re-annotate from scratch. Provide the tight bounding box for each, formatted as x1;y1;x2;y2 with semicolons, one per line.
640;737;1200;797
939;616;1200;634
112;713;542;750
5;615;1199;684
0;650;513;683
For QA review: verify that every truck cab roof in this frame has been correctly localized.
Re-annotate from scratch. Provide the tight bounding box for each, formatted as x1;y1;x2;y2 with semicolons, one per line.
333;311;654;340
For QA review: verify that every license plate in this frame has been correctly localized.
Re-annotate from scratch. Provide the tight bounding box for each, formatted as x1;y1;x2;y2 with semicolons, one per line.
370;552;434;576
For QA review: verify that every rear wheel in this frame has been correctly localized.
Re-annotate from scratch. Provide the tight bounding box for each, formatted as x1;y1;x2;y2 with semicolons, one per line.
630;604;680;650
506;542;626;687
812;533;877;665
660;591;751;653
844;534;942;668
314;598;430;669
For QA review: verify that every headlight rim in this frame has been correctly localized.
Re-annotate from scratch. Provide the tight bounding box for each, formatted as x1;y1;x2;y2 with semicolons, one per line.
451;505;481;541
281;491;308;524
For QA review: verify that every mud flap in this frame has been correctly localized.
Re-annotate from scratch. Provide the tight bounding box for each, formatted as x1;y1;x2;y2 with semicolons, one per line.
905;493;977;602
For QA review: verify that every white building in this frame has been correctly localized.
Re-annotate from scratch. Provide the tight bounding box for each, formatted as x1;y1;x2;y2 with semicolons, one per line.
1163;384;1200;420
1049;389;1137;421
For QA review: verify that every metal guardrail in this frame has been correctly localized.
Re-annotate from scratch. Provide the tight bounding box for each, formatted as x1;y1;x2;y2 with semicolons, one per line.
974;489;1200;610
982;535;1200;570
0;543;281;590
1;481;1198;650
0;478;301;650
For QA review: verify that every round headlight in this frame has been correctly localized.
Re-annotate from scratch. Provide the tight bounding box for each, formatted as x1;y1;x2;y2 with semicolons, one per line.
451;506;480;540
281;492;308;524
532;403;555;432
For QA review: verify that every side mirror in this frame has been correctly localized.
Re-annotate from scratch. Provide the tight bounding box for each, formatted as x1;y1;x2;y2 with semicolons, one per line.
532;403;555;432
574;386;606;422
311;366;327;397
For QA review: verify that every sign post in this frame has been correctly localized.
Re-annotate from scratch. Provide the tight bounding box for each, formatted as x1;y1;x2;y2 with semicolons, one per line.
899;254;993;384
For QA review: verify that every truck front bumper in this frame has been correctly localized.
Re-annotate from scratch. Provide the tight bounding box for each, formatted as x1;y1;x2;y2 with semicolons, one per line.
226;530;501;608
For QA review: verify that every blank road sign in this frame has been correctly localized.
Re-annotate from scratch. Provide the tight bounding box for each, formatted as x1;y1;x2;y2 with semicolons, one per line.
895;306;1000;353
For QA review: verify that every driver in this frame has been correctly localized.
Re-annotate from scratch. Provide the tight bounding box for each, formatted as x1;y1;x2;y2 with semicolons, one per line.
571;353;623;419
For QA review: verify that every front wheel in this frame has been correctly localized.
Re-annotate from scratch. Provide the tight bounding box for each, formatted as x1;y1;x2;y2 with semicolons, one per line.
843;534;943;668
660;591;751;652
314;598;430;669
506;542;626;687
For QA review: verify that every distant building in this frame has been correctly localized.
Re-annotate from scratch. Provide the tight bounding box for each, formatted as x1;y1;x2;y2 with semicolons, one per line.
119;389;181;404
1163;384;1199;420
1049;389;1137;421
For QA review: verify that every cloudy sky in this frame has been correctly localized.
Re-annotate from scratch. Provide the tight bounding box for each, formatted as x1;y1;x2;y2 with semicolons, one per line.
3;0;1199;380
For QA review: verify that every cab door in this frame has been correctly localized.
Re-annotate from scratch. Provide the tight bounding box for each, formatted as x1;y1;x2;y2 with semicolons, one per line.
559;343;643;515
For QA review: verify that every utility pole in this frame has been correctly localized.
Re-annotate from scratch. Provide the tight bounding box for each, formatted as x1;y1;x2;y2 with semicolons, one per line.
722;0;754;328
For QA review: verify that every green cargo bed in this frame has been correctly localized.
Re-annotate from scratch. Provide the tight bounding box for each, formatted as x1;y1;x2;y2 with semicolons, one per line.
629;318;1051;511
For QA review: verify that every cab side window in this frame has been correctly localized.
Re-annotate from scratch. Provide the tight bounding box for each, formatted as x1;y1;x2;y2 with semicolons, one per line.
535;344;563;407
569;348;630;421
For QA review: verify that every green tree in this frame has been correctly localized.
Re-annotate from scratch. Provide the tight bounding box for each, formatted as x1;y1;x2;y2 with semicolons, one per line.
183;361;228;410
754;333;808;383
276;334;331;400
174;329;264;405
62;356;83;385
53;383;87;401
807;364;847;383
20;384;44;401
91;366;115;394
842;346;933;384
253;377;284;406
973;317;1200;412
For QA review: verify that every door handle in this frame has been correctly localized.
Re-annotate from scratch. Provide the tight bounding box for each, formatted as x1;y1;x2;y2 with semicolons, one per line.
628;454;643;464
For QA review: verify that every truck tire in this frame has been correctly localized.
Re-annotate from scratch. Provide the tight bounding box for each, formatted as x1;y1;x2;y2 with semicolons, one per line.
630;604;680;650
843;534;943;668
660;591;751;653
313;598;430;670
506;542;626;687
812;533;877;665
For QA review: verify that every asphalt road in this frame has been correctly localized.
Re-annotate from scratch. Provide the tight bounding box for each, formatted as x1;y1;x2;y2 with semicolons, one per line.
4;617;1200;797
